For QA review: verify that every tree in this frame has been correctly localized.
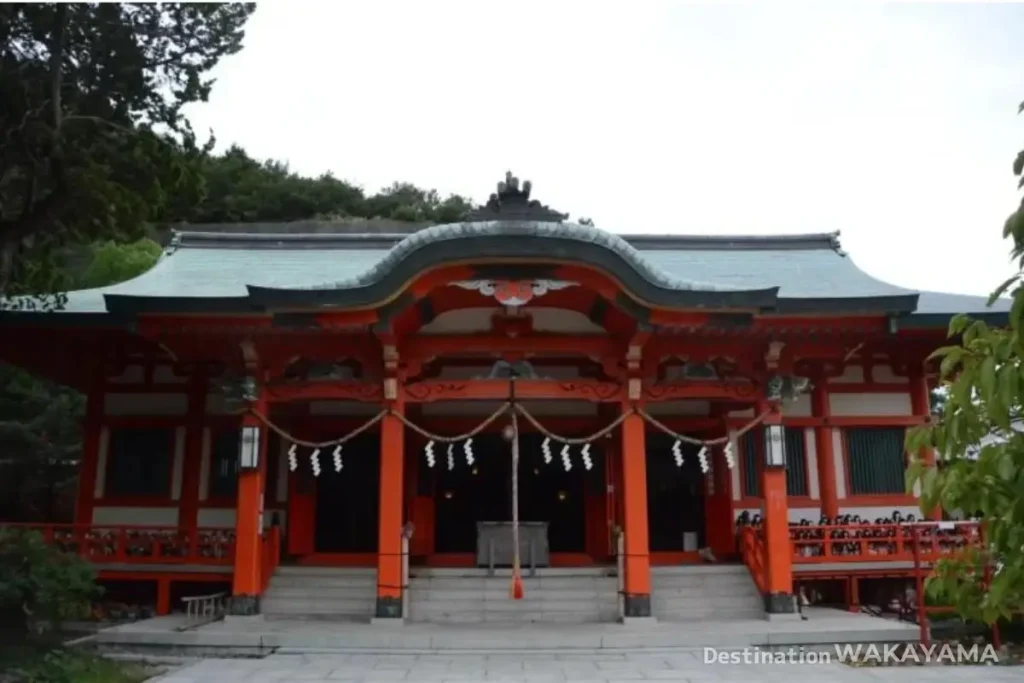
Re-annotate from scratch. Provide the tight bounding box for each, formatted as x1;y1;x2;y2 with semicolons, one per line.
79;239;162;289
0;3;255;303
0;240;162;523
906;103;1024;624
180;148;475;225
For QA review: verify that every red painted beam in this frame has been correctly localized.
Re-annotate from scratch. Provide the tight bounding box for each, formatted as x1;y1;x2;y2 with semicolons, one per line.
403;378;624;403
399;335;624;361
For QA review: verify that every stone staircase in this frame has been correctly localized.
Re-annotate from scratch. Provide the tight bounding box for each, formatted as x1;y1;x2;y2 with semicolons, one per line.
407;568;620;624
651;564;764;622
261;566;377;621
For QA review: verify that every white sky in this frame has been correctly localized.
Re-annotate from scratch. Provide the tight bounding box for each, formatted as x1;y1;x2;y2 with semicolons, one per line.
185;0;1024;298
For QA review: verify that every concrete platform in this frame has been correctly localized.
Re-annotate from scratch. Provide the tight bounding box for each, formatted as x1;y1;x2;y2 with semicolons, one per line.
89;607;919;655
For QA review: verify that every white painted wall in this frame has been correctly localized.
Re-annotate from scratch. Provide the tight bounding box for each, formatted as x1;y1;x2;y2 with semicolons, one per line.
780;394;811;417
830;366;865;383
92;506;179;526
829;392;912;416
197;508;287;530
871;364;908;384
804;429;819;500
104;393;187;416
197;508;234;528
106;365;145;384
832;429;847;499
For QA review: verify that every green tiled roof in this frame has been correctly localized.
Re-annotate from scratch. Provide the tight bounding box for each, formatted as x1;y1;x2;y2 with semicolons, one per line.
25;220;1008;321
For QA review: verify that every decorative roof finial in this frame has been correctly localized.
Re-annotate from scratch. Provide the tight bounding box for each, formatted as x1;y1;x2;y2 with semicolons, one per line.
468;171;568;222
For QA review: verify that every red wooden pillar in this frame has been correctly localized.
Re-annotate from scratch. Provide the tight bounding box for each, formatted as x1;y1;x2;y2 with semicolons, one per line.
760;404;794;614
75;387;103;525
287;411;315;557
376;402;405;618
620;406;651;617
910;370;941;521
230;393;267;615
179;374;207;540
704;423;735;559
811;378;839;518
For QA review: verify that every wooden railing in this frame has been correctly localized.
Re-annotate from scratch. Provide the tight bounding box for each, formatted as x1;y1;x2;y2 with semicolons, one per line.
0;524;236;565
738;526;767;593
261;526;281;591
790;521;982;564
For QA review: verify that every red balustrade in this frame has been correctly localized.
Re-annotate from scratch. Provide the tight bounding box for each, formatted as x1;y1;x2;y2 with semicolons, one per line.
739;526;767;593
789;521;981;564
0;524;236;565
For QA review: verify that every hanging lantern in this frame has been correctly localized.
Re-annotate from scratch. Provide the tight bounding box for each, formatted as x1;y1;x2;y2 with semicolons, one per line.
333;445;343;472
287;444;298;472
238;425;261;471
672;439;684;467
542;437;553;464
763;424;786;468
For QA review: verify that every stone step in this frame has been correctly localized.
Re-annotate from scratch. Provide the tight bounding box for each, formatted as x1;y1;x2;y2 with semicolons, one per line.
261;597;374;615
409;577;617;590
273;566;377;577
265;585;376;600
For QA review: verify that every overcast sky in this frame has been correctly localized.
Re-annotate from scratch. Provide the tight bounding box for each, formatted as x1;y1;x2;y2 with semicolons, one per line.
185;1;1024;298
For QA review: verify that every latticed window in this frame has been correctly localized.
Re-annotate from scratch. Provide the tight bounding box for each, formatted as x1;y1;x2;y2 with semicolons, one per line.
106;427;174;497
209;429;240;498
741;426;808;497
784;428;808;496
845;427;907;495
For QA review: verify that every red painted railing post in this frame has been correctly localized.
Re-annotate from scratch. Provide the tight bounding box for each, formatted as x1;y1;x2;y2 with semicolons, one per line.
912;525;929;647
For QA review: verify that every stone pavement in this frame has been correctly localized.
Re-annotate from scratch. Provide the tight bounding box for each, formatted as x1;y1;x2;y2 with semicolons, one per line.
150;651;1024;683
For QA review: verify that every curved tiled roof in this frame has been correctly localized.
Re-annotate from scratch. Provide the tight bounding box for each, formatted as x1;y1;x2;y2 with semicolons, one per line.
10;219;1005;324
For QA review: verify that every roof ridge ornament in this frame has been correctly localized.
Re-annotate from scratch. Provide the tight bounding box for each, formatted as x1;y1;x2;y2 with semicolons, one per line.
466;171;569;222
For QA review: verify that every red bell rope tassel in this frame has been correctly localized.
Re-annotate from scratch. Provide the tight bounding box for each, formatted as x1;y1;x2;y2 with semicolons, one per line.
510;407;524;600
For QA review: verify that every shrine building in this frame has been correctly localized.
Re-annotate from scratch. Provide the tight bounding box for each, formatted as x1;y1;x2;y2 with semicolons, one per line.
0;174;1005;623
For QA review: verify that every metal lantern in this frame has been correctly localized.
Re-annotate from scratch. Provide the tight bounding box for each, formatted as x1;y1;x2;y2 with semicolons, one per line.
763;424;786;468
239;425;261;471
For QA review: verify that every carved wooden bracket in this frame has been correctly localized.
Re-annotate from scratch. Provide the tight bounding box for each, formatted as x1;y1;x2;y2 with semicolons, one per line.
264;381;385;403
402;379;623;403
642;380;759;402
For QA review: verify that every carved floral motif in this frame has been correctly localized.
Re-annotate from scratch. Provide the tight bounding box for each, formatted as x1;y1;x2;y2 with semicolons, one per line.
451;279;577;306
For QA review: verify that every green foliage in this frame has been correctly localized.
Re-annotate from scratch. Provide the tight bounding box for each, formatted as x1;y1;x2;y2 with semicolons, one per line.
0;529;99;638
0;238;161;523
182;147;473;225
905;101;1024;624
0;3;255;303
79;239;162;289
0;647;151;683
